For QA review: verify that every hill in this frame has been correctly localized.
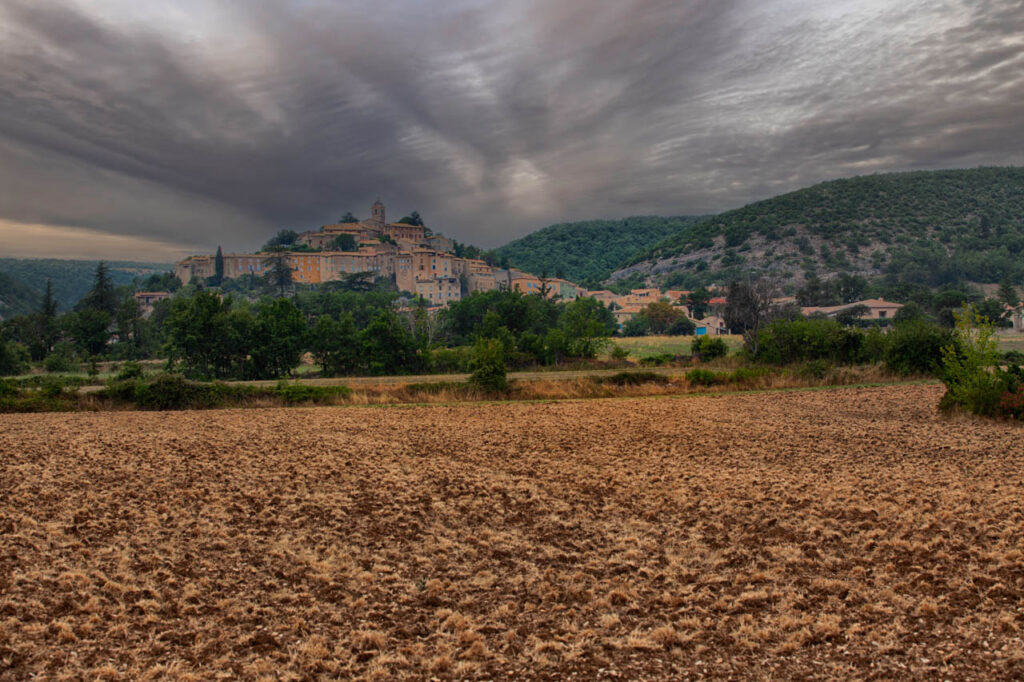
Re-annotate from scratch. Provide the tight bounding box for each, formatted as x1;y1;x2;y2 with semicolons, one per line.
0;259;173;318
614;167;1024;290
0;272;42;320
495;215;703;286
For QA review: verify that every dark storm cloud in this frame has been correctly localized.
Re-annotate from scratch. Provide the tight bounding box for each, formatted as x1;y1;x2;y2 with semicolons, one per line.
0;0;1021;257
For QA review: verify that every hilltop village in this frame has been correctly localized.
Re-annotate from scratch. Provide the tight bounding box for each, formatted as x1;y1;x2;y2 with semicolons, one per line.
174;200;584;307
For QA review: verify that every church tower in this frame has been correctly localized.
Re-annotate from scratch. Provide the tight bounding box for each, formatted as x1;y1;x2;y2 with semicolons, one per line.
371;198;386;226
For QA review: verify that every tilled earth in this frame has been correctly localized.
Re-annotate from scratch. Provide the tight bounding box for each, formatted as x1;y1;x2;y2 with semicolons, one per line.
1;384;1023;680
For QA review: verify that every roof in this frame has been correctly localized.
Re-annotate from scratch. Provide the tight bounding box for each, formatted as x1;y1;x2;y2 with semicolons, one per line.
803;298;904;315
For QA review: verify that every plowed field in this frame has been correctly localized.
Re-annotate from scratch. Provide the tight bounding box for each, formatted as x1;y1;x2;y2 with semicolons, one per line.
2;384;1023;679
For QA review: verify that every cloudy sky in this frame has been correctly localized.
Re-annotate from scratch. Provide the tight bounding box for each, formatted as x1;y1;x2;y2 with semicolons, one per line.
1;0;1022;260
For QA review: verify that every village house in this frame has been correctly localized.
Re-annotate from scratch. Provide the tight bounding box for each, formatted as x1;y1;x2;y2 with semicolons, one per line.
133;291;172;317
1007;303;1024;332
801;298;903;321
695;315;729;336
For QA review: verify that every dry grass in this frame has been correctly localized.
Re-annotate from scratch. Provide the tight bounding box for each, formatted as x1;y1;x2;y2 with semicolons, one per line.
334;363;904;405
2;384;1023;679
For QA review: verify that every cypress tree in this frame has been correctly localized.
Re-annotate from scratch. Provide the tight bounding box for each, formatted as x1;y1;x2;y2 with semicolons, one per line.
83;261;118;315
40;279;59;355
215;246;224;285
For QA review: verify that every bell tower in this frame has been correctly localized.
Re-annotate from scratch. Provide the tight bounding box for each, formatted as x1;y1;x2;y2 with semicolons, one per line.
371;198;385;226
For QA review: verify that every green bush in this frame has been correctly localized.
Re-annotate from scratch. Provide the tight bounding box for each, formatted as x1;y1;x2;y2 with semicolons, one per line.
753;318;861;365
429;347;472;373
609;345;631;361
115;361;146;381
797;359;833;380
0;379;18;399
44;343;79;373
468;338;508;392
885;320;952;376
0;340;30;376
729;367;769;384
686;368;725;386
601;371;670;386
691;336;728;361
639;353;676;367
939;306;1005;417
688;333;729;360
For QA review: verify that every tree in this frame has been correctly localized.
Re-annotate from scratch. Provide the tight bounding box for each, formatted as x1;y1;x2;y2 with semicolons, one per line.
687;287;711;319
835;304;871;326
114;294;145;358
310;313;359;376
940;305;1003;416
249;298;307;378
165;291;244;379
361;310;420;375
976;298;1011;328
339;212;358;223
397;210;424;226
638;301;681;334
999;277;1019;307
725;277;780;356
468;338;508;392
559;297;614;357
328;234;357;251
262;247;293;297
333;271;375;293
81;261;118;315
69;309;112;357
214;246;225;285
538;270;553;299
37;279;59;358
262;229;299;250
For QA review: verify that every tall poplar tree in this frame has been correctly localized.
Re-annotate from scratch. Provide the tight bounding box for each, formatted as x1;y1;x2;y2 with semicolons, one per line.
214;246;225;285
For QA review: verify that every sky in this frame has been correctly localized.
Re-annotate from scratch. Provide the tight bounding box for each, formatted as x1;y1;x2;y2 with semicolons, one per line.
0;0;1022;261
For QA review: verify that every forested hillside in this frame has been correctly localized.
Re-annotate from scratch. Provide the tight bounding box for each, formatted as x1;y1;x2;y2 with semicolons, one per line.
496;216;702;286
0;272;41;319
615;167;1024;290
0;259;172;317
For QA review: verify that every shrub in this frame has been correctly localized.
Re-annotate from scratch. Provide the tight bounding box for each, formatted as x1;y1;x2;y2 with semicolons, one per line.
639;353;676;367
753;318;860;365
44;343;79;373
428;347;471;374
39;376;68;398
691;336;728;361
0;340;30;376
729;367;769;384
610;345;631;361
1003;350;1024;365
602;371;670;386
0;379;19;399
686;368;724;386
797;359;833;380
939;306;1005;417
115;361;146;381
883;320;952;376
998;385;1024;420
468;338;508;392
